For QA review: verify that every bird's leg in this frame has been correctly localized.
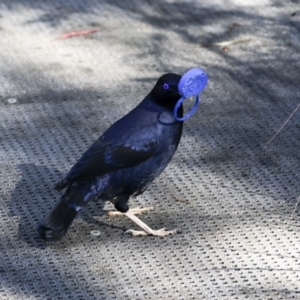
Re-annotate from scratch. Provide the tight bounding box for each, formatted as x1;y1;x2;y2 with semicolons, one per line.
107;206;154;217
108;198;178;236
107;197;153;216
124;211;178;237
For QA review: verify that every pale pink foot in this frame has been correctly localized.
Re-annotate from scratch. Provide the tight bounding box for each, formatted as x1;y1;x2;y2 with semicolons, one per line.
124;210;179;237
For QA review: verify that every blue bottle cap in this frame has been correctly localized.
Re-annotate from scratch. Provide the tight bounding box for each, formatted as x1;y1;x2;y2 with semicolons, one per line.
174;67;208;121
178;68;208;98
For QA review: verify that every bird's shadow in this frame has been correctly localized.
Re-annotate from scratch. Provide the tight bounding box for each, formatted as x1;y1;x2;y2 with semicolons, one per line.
8;163;123;248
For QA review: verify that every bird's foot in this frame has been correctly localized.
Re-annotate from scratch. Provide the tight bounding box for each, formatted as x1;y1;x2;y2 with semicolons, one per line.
107;206;154;217
125;228;178;237
124;210;179;237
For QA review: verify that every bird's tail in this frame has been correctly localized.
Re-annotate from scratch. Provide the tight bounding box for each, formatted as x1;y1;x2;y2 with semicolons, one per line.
37;184;87;241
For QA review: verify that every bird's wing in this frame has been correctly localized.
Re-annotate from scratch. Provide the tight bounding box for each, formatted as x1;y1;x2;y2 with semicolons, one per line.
56;133;159;189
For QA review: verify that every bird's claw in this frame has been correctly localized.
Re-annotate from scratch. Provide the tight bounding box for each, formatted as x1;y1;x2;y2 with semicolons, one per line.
125;228;179;237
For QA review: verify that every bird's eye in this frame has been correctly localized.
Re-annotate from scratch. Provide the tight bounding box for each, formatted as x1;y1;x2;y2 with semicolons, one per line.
163;83;169;90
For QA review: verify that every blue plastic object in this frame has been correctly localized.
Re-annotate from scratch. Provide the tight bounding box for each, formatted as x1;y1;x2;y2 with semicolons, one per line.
173;68;208;121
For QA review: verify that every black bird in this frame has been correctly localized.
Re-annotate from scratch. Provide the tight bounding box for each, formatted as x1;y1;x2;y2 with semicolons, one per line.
37;73;184;241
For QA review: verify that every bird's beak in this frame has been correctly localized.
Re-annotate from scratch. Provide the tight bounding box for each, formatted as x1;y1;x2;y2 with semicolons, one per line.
168;84;181;96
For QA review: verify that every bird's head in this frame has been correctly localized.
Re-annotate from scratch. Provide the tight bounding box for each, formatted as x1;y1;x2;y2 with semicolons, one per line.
151;73;182;105
149;68;208;121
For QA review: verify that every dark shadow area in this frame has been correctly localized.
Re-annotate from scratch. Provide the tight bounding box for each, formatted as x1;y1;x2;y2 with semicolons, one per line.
0;0;298;45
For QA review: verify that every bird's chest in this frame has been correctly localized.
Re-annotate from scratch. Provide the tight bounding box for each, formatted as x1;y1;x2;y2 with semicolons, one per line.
128;133;179;188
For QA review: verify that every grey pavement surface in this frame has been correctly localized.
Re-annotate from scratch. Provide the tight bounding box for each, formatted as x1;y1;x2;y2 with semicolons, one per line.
1;0;300;299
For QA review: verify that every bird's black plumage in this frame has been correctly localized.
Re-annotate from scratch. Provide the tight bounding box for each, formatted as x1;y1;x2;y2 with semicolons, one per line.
37;73;184;240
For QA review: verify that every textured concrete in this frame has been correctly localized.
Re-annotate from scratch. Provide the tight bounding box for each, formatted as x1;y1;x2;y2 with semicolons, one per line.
1;0;300;299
